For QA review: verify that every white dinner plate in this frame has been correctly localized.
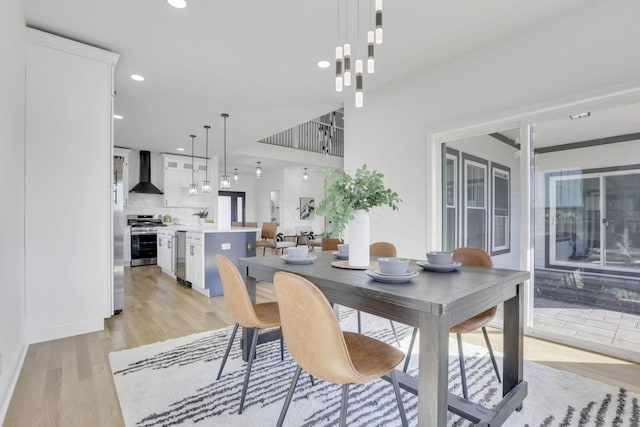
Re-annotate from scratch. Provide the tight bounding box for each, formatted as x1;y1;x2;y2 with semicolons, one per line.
331;251;349;260
416;260;462;272
281;255;317;265
373;269;417;277
365;269;418;283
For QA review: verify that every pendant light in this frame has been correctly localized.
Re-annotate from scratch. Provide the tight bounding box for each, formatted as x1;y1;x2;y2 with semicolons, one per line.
188;134;198;195
233;168;239;183
302;168;309;183
256;161;262;179
201;125;212;192
375;0;383;44
220;114;231;189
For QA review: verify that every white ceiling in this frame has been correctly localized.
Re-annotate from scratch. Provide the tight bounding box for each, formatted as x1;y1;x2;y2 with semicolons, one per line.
24;0;592;172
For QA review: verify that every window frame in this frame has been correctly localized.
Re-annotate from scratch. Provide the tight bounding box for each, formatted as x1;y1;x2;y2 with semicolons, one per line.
462;153;489;251
491;162;511;255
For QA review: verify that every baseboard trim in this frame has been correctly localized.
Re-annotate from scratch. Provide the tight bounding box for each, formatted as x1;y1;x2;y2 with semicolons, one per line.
0;344;28;425
27;318;105;344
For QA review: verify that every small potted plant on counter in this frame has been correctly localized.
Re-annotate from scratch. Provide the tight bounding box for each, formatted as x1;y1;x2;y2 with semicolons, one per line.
193;210;209;225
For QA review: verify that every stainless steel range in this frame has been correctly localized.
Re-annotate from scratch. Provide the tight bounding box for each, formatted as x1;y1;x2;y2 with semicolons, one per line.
128;215;166;266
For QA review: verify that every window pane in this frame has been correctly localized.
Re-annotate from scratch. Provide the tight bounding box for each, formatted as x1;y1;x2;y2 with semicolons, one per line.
604;173;640;269
553;177;600;263
445;207;456;251
467;209;486;249
467;164;485;208
494;216;507;247
446;158;455;206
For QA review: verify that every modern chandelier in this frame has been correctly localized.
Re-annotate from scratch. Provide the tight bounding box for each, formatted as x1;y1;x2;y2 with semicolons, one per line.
335;0;383;108
201;125;212;192
220;113;231;190
188;134;198;195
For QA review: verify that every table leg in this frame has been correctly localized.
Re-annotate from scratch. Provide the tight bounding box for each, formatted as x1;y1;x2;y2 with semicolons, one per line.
242;275;257;362
418;311;449;426
502;282;524;400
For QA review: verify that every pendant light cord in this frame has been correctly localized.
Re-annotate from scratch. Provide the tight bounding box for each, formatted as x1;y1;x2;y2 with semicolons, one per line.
204;125;210;182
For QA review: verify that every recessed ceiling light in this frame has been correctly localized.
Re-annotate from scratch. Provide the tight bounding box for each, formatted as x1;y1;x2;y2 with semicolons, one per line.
113;114;123;120
317;60;331;69
167;0;187;8
569;112;591;120
177;147;185;152
130;74;145;81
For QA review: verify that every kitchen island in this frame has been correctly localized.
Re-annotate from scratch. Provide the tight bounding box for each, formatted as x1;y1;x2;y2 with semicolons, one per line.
159;225;259;297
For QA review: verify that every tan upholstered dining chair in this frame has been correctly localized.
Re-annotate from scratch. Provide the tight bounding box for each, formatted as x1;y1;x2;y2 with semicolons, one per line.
273;272;408;427
255;221;295;255
214;255;284;414
321;237;343;251
403;247;501;400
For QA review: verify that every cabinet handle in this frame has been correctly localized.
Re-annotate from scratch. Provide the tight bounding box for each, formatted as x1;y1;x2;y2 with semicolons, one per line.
168;239;172;249
158;239;162;247
190;245;194;255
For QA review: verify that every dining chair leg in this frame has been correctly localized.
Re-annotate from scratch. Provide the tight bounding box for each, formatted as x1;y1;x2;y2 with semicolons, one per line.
276;365;302;427
389;370;408;427
309;374;315;386
457;333;469;400
339;384;349;427
216;323;239;380
279;327;284;361
389;320;401;347
402;327;418;373
482;326;501;383
239;328;260;414
357;311;362;334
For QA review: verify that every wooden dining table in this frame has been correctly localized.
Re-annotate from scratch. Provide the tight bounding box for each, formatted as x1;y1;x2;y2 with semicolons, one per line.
238;251;530;426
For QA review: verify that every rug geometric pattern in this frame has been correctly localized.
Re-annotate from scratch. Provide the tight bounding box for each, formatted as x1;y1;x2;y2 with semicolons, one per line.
109;311;640;426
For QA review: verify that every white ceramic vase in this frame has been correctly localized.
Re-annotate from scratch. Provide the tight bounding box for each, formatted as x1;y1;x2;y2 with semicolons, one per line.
348;209;370;267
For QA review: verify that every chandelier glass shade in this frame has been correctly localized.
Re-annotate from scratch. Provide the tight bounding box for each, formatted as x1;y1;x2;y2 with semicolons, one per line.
201;125;211;192
220;114;231;190
188;134;197;195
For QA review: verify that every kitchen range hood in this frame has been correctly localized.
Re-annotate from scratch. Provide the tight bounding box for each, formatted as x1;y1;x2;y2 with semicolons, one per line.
129;150;163;194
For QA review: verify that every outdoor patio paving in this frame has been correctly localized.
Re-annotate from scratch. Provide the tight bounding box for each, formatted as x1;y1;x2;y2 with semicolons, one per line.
532;297;640;352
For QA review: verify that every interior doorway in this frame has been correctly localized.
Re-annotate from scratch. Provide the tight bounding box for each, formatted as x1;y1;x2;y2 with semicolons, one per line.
218;191;246;228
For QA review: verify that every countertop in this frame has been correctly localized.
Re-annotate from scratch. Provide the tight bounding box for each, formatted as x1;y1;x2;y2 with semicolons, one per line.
162;225;260;234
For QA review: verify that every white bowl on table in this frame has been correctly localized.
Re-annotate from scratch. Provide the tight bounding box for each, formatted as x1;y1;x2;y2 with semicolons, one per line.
287;246;309;259
426;251;453;265
377;257;410;275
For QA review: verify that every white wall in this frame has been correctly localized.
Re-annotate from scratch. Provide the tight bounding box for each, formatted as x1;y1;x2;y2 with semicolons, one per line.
281;168;325;235
344;0;640;260
0;0;26;421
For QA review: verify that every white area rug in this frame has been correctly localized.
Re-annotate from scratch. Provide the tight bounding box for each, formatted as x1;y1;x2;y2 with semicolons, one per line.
109;311;640;426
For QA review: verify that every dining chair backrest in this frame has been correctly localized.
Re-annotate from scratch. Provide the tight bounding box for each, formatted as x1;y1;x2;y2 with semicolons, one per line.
452;247;492;268
245;221;258;227
274;272;364;384
231;221;242;227
215;255;262;328
321;238;342;251
370;242;397;257
261;222;277;240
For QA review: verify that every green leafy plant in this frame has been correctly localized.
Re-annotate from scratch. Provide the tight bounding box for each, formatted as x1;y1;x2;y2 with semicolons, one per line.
193;210;208;218
315;164;401;238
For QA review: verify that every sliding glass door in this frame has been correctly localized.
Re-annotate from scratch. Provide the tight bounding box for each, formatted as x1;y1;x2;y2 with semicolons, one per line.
549;170;640;273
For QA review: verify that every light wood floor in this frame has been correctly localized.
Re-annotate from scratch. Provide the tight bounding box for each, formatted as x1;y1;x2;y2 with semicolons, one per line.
4;265;640;426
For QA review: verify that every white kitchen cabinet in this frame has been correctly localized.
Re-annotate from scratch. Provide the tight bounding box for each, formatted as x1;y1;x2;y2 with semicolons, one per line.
157;228;176;277
162;154;216;208
25;28;119;341
186;232;206;296
123;226;131;265
114;147;131;207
